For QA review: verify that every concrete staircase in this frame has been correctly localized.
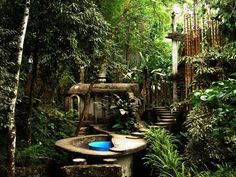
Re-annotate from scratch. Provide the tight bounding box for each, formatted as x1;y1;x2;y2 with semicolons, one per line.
149;106;181;129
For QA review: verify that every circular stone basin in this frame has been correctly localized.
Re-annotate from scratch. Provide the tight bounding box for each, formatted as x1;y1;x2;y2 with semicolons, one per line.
55;134;147;157
88;141;113;151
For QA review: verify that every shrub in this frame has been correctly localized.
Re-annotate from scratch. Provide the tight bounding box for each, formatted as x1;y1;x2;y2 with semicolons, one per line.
144;128;188;177
185;77;236;164
16;108;76;165
108;94;138;133
144;128;236;177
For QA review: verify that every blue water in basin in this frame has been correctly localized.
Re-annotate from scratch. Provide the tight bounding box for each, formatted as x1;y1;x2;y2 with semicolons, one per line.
88;141;113;151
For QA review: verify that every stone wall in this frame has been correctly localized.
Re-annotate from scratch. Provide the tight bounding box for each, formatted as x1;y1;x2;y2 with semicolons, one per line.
62;164;122;177
16;166;48;177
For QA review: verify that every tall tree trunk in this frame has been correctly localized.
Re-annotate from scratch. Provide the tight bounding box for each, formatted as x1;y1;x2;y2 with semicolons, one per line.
7;1;30;177
124;25;131;64
26;33;39;147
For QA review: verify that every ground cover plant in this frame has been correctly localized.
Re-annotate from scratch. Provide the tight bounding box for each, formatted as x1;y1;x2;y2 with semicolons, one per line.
144;128;236;177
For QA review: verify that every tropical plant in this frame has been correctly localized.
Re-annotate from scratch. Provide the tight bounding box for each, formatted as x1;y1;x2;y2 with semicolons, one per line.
208;0;236;41
144;128;236;177
0;28;17;130
196;163;236;177
16;107;75;165
185;77;236;164
108;94;138;133
94;0;130;25
26;0;111;85
144;128;189;177
104;0;174;68
181;41;236;88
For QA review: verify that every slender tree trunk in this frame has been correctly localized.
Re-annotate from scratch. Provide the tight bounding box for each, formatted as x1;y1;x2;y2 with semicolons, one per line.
7;1;30;177
75;82;95;136
124;25;131;64
26;33;39;147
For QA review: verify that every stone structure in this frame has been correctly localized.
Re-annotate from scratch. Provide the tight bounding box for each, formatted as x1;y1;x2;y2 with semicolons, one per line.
62;164;122;177
65;83;139;125
66;83;139;124
55;134;147;177
58;81;145;177
16;166;48;177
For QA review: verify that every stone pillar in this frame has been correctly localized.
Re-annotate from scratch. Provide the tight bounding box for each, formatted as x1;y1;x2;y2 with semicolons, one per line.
117;155;134;177
79;66;85;83
172;11;179;102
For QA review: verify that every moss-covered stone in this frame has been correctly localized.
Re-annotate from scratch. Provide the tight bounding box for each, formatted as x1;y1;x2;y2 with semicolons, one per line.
62;164;122;177
16;166;48;177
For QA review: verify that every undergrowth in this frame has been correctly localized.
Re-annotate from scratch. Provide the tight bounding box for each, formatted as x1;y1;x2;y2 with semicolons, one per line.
144;128;236;177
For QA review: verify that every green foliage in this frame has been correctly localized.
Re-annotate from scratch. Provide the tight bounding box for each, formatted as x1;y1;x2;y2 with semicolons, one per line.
0;27;17;130
185;77;236;164
98;0;177;86
107;0;174;71
191;78;236;109
29;0;110;56
144;128;236;177
26;0;111;86
130;52;170;83
0;28;17;59
209;0;236;41
144;128;187;177
182;42;236;87
16;142;70;166
0;63;13;129
0;0;112;111
95;0;130;25
108;94;138;133
31;108;76;143
16;108;76;164
196;164;236;177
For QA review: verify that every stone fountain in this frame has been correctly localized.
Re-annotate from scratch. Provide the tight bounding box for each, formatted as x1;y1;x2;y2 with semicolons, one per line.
56;76;147;177
56;133;147;177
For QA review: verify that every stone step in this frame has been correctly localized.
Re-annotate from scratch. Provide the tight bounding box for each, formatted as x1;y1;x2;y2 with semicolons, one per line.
131;131;145;137
155;108;183;113
158;118;176;122
159;115;175;119
155;122;175;126
153;107;170;111
156;110;179;113
138;128;149;132
149;125;168;129
157;113;177;117
155;111;179;115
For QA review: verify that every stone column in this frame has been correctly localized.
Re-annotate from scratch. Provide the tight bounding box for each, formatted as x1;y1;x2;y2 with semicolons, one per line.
172;11;179;102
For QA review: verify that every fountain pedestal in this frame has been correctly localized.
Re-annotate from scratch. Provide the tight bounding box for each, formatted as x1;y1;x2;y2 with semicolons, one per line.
55;134;147;177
